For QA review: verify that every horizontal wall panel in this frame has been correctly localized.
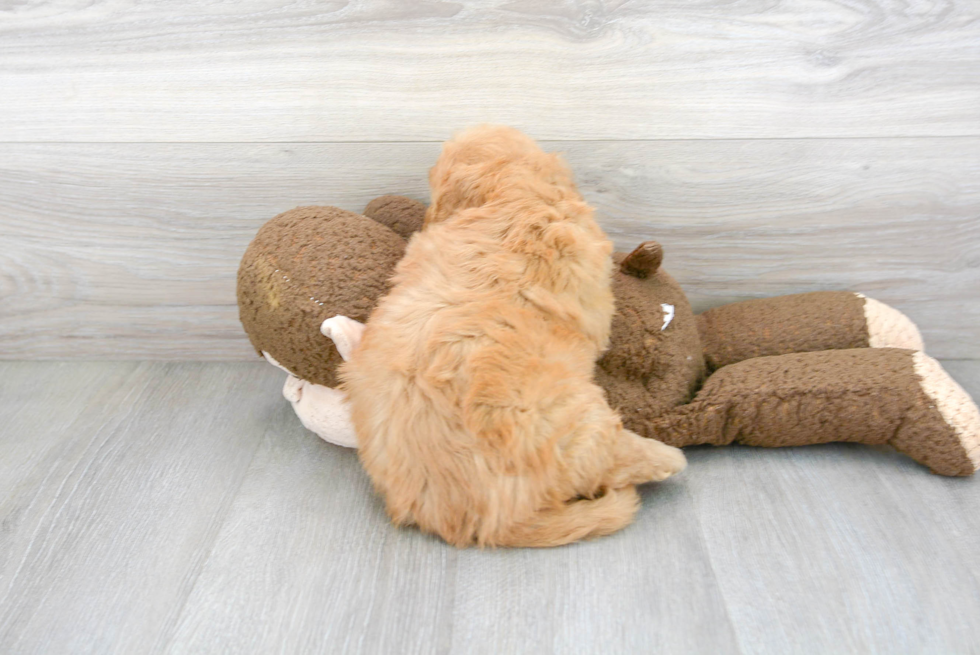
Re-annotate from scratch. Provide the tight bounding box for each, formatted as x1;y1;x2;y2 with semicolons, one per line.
1;139;977;359
1;1;979;141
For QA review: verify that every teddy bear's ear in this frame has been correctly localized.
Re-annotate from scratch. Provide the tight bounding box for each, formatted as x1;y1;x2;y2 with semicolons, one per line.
620;241;664;278
363;195;427;240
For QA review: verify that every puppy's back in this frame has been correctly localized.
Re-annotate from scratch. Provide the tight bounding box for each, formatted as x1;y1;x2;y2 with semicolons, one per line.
342;126;684;547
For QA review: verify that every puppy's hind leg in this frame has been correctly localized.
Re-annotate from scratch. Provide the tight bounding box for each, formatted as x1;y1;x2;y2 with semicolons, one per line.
492;486;641;548
607;429;687;488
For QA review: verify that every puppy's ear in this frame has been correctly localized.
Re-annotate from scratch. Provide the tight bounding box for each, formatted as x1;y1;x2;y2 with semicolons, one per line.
426;162;491;225
425;182;464;226
620;241;663;278
425;141;461;225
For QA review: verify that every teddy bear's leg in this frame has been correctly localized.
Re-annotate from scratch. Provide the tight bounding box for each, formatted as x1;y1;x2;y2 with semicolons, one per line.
641;348;979;476
696;291;923;370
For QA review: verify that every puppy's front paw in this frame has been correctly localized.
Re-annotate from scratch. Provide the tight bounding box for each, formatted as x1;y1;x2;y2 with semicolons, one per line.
611;431;687;486
645;438;687;481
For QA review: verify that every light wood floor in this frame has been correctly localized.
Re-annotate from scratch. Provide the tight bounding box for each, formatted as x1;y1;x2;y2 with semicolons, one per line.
1;360;978;654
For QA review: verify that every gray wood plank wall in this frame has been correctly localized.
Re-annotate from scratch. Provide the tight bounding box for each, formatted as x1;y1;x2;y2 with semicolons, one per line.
1;1;978;360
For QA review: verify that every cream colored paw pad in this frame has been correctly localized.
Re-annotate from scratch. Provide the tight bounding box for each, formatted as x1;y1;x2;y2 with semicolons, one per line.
858;293;925;351
914;352;980;470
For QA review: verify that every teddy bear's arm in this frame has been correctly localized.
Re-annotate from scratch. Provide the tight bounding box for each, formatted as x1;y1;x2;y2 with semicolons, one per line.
695;291;923;371
320;315;365;360
637;347;980;476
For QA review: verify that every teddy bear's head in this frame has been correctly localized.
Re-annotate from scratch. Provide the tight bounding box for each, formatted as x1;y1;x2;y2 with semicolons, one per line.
236;197;426;387
597;241;706;425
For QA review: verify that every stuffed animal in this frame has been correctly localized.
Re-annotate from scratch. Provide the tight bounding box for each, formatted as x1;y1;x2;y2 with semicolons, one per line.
237;198;426;447
237;196;980;476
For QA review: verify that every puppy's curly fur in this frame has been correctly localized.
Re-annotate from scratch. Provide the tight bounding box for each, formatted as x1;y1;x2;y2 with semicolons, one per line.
341;126;686;547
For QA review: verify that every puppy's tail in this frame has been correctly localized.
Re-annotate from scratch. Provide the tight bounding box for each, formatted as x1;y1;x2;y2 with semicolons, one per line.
492;486;640;548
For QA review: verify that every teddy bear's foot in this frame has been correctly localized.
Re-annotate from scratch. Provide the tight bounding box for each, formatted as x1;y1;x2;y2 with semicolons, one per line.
856;293;924;351
640;348;980;475
891;352;980;476
696;291;926;370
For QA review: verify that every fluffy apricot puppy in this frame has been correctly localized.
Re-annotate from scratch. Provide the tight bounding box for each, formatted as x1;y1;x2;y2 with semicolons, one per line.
341;126;685;548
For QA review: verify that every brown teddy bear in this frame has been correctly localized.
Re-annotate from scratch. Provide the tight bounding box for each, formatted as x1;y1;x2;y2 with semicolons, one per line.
238;196;980;475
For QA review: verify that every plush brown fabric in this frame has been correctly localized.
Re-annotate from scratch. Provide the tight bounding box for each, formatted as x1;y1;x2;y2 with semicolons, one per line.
597;249;706;426
697;291;869;371
619;241;663;278
363;195;426;240
237;205;406;387
236;196;979;476
639;348;973;476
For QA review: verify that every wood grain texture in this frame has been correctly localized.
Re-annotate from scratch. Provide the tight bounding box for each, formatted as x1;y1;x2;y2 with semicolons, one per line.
0;362;281;655
2;0;979;141
0;361;137;494
166;410;459;655
2;139;978;359
3;362;978;653
684;441;980;652
447;483;739;654
678;360;980;654
169;412;737;654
